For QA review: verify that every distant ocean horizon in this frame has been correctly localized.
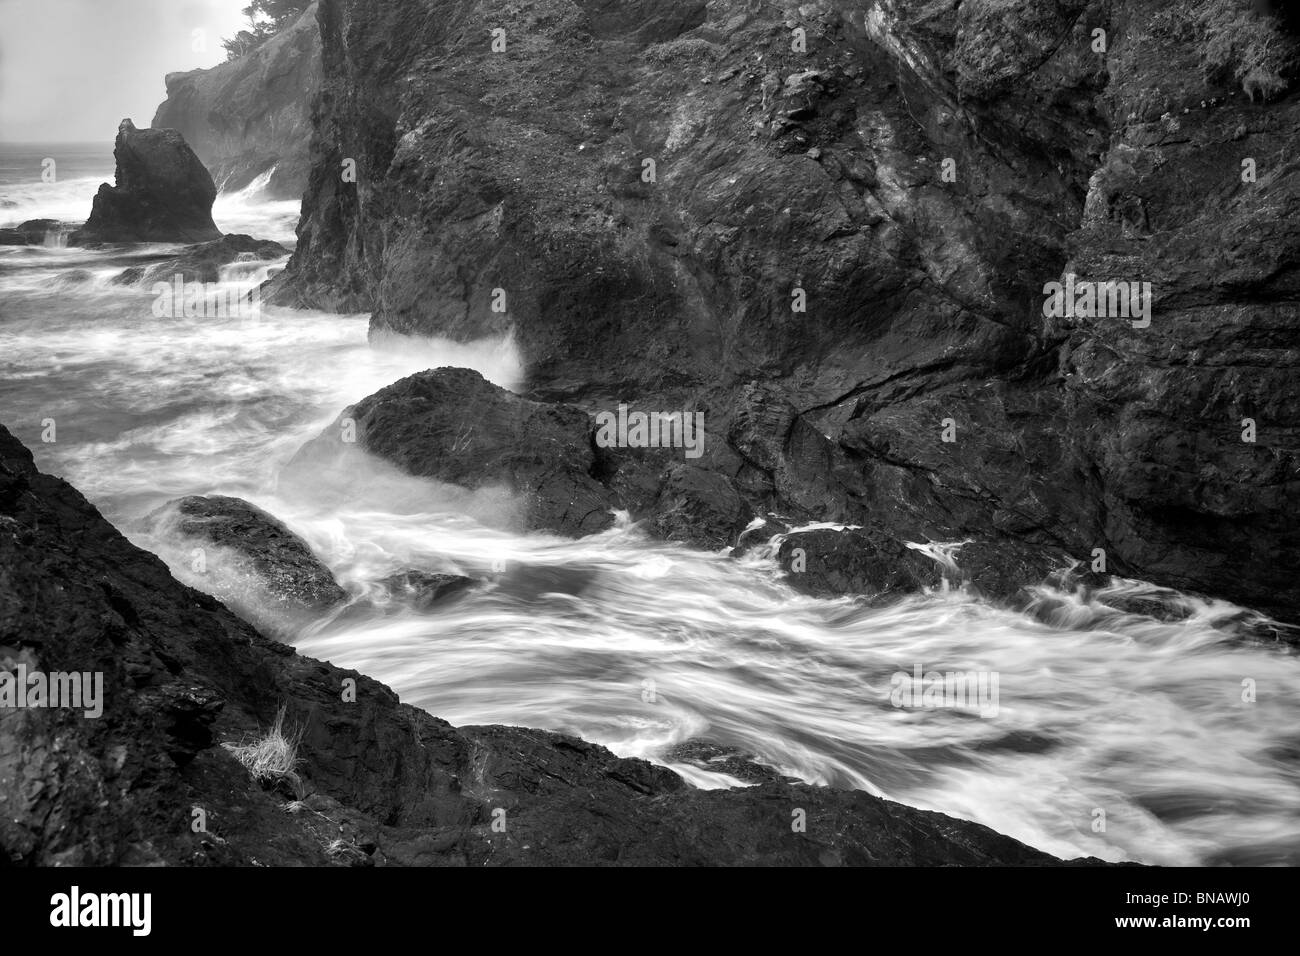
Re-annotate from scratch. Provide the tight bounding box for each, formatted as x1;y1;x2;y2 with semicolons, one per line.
0;141;115;228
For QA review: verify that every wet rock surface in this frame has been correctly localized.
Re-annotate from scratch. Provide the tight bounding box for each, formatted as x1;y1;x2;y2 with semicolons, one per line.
293;368;618;537
0;219;60;246
70;119;221;245
0;423;1106;866
777;527;1077;606
377;570;475;609
146;494;347;613
777;528;942;601
135;234;287;285
265;0;1300;623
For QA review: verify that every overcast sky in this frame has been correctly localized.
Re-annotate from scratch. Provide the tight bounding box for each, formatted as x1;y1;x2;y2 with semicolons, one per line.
0;0;248;142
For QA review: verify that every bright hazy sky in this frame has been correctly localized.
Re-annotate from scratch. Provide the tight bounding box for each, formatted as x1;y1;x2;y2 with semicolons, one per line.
0;0;249;142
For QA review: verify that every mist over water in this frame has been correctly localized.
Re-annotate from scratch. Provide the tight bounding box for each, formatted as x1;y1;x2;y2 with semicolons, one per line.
3;159;1299;867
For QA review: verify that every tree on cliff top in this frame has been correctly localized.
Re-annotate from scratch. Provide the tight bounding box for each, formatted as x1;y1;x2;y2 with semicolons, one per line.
1156;0;1299;101
221;0;311;61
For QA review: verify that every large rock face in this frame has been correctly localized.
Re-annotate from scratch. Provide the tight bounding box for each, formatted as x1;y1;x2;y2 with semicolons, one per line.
266;0;1300;622
152;3;321;199
70;119;221;244
0;423;1096;866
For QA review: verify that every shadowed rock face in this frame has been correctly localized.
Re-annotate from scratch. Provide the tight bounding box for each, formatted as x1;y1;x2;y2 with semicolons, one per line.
152;2;321;199
0;423;1105;866
292;367;618;536
71;119;221;245
267;0;1300;622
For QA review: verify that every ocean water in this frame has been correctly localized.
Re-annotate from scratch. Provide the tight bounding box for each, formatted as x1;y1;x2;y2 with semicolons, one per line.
0;142;299;243
2;143;1300;866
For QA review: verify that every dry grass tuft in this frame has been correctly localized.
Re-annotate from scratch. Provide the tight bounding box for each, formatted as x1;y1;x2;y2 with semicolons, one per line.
224;706;304;797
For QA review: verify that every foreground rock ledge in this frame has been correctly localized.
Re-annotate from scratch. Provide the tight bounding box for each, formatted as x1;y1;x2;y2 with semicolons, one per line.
0;424;1110;865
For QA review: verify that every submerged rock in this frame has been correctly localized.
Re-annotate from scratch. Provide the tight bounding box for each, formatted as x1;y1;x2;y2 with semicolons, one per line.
0;422;1108;866
378;570;474;608
135;234;287;285
147;494;347;613
70;119;221;245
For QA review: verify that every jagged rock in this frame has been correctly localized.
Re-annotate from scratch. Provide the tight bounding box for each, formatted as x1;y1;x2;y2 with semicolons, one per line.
152;3;320;198
0;422;1109;866
727;383;846;517
70;119;221;245
146;495;347;613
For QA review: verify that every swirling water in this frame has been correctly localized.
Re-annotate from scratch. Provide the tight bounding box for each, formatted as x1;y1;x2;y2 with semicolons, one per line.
2;150;1299;867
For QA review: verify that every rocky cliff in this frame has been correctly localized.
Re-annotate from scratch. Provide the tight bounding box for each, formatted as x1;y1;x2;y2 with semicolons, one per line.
0;423;1093;866
266;0;1300;624
152;3;321;199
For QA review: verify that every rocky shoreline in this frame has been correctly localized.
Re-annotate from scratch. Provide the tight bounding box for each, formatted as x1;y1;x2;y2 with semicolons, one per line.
0;424;1103;866
7;0;1299;868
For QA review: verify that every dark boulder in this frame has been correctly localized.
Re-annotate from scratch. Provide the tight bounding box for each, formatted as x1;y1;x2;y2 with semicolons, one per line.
70;119;221;245
0;422;1108;866
291;368;617;537
146;495;347;614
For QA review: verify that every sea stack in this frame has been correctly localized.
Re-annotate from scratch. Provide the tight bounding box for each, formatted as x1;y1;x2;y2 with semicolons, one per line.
70;118;221;244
